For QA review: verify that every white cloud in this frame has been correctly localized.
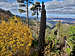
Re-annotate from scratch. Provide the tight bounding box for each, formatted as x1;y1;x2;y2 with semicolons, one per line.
0;0;27;16
45;0;75;17
0;0;8;2
0;0;75;18
64;0;75;5
0;2;18;10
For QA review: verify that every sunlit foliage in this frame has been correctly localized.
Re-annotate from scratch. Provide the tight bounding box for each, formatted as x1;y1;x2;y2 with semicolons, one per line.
0;16;33;56
44;23;75;56
67;25;75;56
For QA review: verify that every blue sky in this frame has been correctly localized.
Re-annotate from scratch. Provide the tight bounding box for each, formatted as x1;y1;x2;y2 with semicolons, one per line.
0;0;75;18
36;0;63;2
36;0;52;2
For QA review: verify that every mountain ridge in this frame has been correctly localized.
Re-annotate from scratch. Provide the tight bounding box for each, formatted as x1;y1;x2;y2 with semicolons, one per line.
0;8;14;19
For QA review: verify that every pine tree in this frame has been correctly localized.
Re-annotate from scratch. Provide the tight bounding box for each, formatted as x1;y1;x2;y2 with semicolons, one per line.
38;2;46;56
17;0;33;27
30;2;41;34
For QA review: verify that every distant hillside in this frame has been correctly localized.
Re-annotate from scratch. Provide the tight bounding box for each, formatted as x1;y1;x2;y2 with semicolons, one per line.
47;18;75;25
0;8;14;19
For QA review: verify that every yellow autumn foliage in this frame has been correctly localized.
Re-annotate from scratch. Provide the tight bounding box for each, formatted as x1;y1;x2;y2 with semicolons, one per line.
0;16;33;56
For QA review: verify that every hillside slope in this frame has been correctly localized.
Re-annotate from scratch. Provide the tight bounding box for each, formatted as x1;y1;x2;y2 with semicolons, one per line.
0;8;13;19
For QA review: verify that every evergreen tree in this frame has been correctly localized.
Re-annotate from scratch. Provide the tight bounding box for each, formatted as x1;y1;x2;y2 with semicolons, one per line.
38;2;46;56
17;0;33;27
30;2;41;34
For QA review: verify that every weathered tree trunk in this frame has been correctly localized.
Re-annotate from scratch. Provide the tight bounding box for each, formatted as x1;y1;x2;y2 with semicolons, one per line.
57;21;61;40
38;2;46;56
26;0;29;27
36;8;39;34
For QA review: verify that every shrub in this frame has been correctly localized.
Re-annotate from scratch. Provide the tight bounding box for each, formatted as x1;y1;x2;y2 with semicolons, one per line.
0;16;33;56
